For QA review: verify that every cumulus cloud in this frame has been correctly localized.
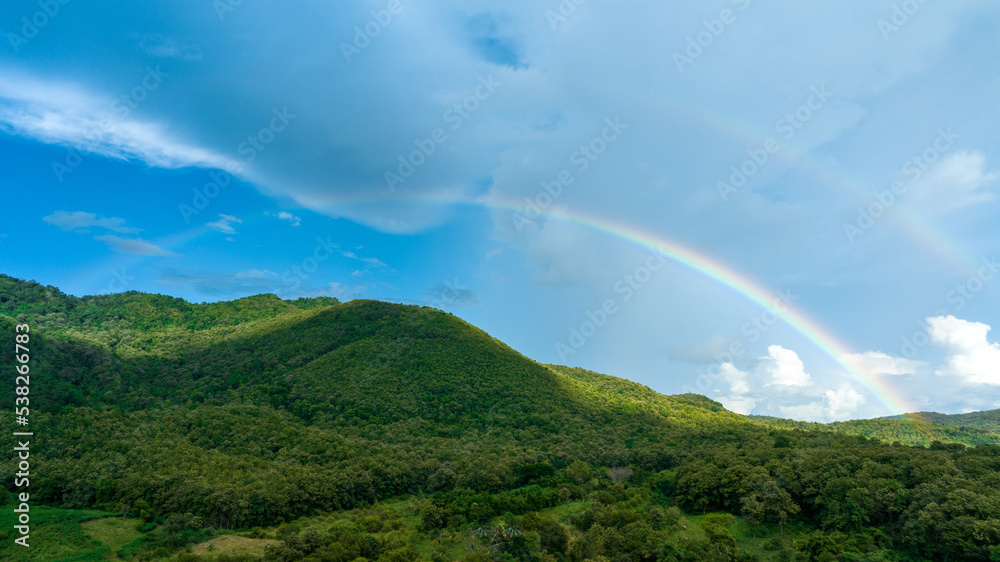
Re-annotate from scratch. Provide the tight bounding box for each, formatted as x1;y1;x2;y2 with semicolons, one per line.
823;385;867;419
94;235;176;256
720;395;757;416
778;384;865;422
846;350;925;376
759;345;813;388
42;211;141;234
207;214;242;235
927;315;1000;385
719;362;750;394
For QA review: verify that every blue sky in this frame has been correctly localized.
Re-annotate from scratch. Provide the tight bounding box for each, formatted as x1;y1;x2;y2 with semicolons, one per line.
2;0;1000;421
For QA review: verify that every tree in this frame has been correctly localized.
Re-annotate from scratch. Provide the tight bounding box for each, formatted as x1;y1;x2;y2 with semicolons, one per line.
741;479;799;535
567;460;591;483
607;466;633;484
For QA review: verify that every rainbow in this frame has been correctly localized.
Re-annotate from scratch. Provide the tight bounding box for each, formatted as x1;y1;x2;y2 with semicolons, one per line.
315;192;920;419
76;187;922;421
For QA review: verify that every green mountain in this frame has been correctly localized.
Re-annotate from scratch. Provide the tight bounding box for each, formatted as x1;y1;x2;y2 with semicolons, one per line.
749;408;1000;448
894;409;1000;432
2;274;1000;561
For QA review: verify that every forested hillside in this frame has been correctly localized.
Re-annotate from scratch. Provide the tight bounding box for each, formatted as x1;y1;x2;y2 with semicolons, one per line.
1;275;999;561
750;409;1000;448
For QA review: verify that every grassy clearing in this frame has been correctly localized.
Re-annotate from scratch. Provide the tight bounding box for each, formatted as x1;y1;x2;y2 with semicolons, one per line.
81;516;143;559
187;535;278;557
0;505;112;561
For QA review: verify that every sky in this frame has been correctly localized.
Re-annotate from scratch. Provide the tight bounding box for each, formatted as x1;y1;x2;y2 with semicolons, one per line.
2;0;1000;422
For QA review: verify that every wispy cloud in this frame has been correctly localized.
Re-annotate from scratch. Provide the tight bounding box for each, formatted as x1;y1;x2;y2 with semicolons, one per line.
159;268;281;297
207;214;242;235
910;151;999;213
137;34;203;61
235;269;278;279
42;211;141;234
94;235;176;256
0;72;230;170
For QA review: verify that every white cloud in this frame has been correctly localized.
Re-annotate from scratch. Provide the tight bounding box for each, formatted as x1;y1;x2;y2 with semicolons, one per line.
720;395;757;415
909;151;999;213
778;402;823;421
207;214;242;235
778;385;866;422
362;257;387;268
927;315;1000;385
823;385;866;419
277;211;302;226
846;350;925;376
759;345;813;388
42;211;141;234
266;211;302;226
719;362;750;394
94;235;176;256
0;73;231;171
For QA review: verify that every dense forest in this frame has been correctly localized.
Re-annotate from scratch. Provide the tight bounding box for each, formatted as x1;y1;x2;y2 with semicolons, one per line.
1;274;999;561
